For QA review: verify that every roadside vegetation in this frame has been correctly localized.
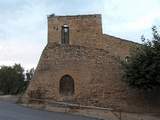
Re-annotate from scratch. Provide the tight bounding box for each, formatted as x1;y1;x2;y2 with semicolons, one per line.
122;26;160;91
0;64;34;95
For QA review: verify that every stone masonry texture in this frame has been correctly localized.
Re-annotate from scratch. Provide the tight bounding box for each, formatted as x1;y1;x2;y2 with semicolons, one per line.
24;14;160;113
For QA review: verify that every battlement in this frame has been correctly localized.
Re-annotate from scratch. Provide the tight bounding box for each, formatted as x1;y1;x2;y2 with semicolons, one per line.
48;14;102;47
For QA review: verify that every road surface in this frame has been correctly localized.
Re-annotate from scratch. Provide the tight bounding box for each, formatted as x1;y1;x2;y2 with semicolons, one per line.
0;101;100;120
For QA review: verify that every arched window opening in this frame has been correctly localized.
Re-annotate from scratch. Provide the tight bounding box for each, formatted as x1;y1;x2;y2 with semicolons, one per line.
61;25;69;44
59;75;74;96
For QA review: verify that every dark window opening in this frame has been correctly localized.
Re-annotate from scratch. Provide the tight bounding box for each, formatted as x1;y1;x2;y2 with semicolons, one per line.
125;56;130;62
61;25;69;44
59;75;74;96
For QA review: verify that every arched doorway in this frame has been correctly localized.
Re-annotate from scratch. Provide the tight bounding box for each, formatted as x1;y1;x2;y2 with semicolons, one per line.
59;75;74;96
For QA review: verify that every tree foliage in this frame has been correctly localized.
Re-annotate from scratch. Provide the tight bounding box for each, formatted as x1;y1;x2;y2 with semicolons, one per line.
0;64;34;95
122;26;160;90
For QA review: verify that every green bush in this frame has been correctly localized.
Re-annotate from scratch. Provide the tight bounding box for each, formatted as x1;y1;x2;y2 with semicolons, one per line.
0;64;34;95
122;26;160;90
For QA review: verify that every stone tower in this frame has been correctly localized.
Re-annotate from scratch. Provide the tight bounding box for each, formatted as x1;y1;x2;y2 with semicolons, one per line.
24;14;160;112
48;14;102;48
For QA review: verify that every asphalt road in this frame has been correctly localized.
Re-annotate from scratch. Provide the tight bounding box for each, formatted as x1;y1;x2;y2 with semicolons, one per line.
0;101;99;120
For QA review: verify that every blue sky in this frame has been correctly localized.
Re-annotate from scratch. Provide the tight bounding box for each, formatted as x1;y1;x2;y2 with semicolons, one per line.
0;0;160;69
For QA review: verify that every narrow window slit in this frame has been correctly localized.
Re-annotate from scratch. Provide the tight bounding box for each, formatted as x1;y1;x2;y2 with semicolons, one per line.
61;25;69;44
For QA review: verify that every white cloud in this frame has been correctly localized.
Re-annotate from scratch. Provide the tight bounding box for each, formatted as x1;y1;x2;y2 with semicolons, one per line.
102;0;160;41
124;10;160;31
107;9;160;32
0;40;45;69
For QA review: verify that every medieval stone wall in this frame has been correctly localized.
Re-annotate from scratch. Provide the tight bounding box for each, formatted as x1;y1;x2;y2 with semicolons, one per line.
25;14;160;113
48;14;102;48
48;14;137;60
101;34;137;58
26;43;160;112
